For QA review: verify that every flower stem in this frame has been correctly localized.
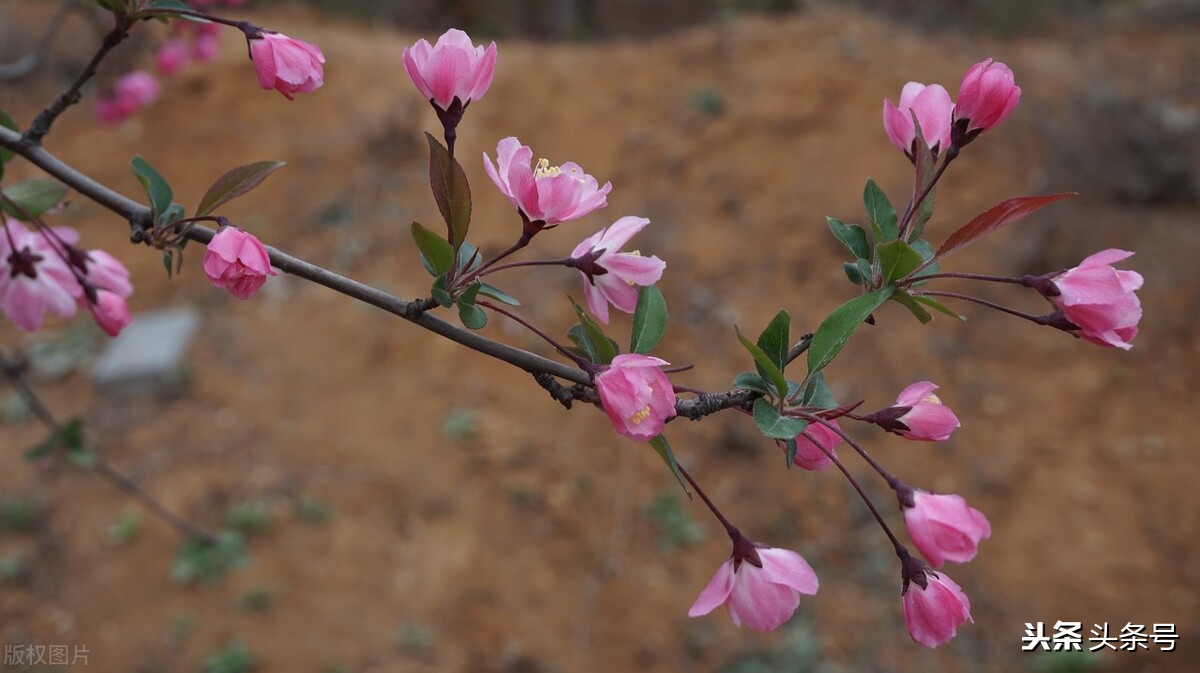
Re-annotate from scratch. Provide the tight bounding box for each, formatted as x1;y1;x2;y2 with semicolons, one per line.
898;147;957;240
477;300;594;373
808;433;906;557
913;289;1054;325
677;464;741;541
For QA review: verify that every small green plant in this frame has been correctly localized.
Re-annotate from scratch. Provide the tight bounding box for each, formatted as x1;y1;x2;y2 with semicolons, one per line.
0;496;41;532
296;497;333;523
237;586;276;613
107;509;142;546
394;621;435;653
439;407;478;443
689;86;727;119
171;531;248;586
0;554;28;584
226;501;274;536
643;491;706;551
202;640;258;673
165;613;196;648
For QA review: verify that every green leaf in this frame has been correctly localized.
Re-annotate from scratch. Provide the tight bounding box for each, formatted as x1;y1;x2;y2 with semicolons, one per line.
807;287;893;374
430;276;453;307
907;239;939;285
411;221;454;276
826;217;870;260
891;289;932;324
0;178;68;220
864;178;898;243
630;285;668;355
425;132;471;253
455;240;483;274
570;298;618;364
843;261;865;286
856;258;873;285
94;0;128;16
800;371;838;409
566;324;599;362
162;250;174;279
876;239;924;285
907;112;937;242
732;372;773;395
25;417;85;462
478;283;520;306
935;193;1076;261
752;398;809;440
0;109;18;177
735;325;787;399
196;161;285;217
649;435;690;497
783;438;798;468
131;155;172;218
756;310;790;374
456;284;487;329
913;295;966;321
157;203;186;229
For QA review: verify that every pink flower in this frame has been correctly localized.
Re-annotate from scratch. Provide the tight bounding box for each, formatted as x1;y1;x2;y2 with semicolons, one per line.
594;354;676;442
903;491;991;567
403;29;497;111
114;70;161;107
689;547;819;632
891;381;960;441
0;220;81;331
80;249;133;299
570;216;665;324
954;59;1021;134
193;34;220;63
903;569;973;648
1048;249;1143;350
778;420;843;471
88;289;131;336
156;39;190;75
484;137;612;228
882;82;954;156
202;226;277;299
93;95;137;126
249;32;325;100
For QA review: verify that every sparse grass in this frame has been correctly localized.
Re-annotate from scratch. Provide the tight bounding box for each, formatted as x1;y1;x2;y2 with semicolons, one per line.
226;502;274;537
237;586;276;613
171;531;248;586
394;621;435;653
296;497;333;523
107;509;142;546
202;640;258;673
643;491;706;551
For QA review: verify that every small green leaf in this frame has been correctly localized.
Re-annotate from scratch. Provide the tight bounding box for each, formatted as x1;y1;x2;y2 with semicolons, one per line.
570;298;618;364
856;258;873;285
630;285;668;355
455;240;483;274
649;435;690;497
734;326;787;399
162;250;174;279
891;289;933;324
908;113;937;242
67;448;97;469
827;217;870;260
807;287;893;374
913;295;966;321
430;276;453;307
196;161;285;217
800;371;838;409
131;155;173;218
864;178;898;243
478;283;520;306
411;221;454;276
140;0;197;13
783;438;798;468
0;109;18;177
456;284;487;329
425;132;471;253
843;261;865;286
756;310;790;374
0;178;68;220
732;372;773;395
157;203;186;229
752;398;809;440
876;239;924;284
567;324;599;362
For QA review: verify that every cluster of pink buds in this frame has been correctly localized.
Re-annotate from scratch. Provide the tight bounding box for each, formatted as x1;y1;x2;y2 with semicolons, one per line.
154;0;246;76
93;71;160;126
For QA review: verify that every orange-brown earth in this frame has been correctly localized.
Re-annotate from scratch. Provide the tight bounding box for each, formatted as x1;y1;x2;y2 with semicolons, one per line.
0;3;1198;672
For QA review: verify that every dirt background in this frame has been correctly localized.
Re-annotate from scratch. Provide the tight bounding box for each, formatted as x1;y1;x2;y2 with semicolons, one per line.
1;1;1198;671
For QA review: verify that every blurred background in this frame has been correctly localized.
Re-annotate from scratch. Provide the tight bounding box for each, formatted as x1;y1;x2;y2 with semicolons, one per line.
1;0;1198;671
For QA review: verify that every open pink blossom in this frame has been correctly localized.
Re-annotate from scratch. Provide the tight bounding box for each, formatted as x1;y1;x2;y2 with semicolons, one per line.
594;354;676;442
249;32;325;100
156;39;190;75
571;216;665;324
88;289;131;337
903;491;991;567
403;29;497;111
1047;249;1142;349
202;226;276;299
891;381;960;441
903;569;973;648
0;220;81;331
778;420;843;471
689;547;819;632
882;82;953;156
483;137;612;228
954;59;1021;134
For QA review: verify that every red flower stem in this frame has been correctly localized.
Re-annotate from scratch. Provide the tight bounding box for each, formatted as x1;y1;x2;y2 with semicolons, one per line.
898;147;957;240
809;436;907;558
803;415;898;489
456;234;532;288
899;271;1034;287
913;289;1053;324
676;464;742;541
475;257;575;277
138;8;258;34
477;299;594;373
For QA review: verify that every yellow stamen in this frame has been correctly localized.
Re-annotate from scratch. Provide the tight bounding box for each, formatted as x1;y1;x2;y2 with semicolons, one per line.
534;158;562;179
630;406;652;424
921;393;943;405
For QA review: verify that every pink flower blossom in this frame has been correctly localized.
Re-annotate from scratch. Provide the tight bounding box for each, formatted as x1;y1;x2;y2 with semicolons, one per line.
778;420;843;471
114;70;161;107
689;547;819;632
1048;249;1143;350
249;32;325;100
193;34;220;63
570;216;665;324
202;226;276;299
81;249;133;299
903;569;973;648
882;82;954;156
402;29;497;111
891;381;960;441
93;95;138;126
88;289;131;336
594;354;676;442
0;220;81;331
156;39;190;75
903;491;991;567
483;137;612;228
954;59;1021;134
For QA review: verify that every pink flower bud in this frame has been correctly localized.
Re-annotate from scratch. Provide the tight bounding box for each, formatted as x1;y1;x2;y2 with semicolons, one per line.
93;96;136;126
570;216;665;324
903;491;991;567
0;220;82;331
249;32;325;100
82;249;133;299
891;381;960;441
193;34;220;63
156;39;190;76
882;82;953;156
202;226;277;299
484;137;612;228
777;420;843;471
1048;249;1143;350
403;29;497;111
954;59;1021;134
902;569;973;648
594;354;676;442
114;70;161;107
689;546;819;632
88;289;131;337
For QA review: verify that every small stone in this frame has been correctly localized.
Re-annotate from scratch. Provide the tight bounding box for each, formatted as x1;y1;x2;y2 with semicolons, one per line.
90;307;200;398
